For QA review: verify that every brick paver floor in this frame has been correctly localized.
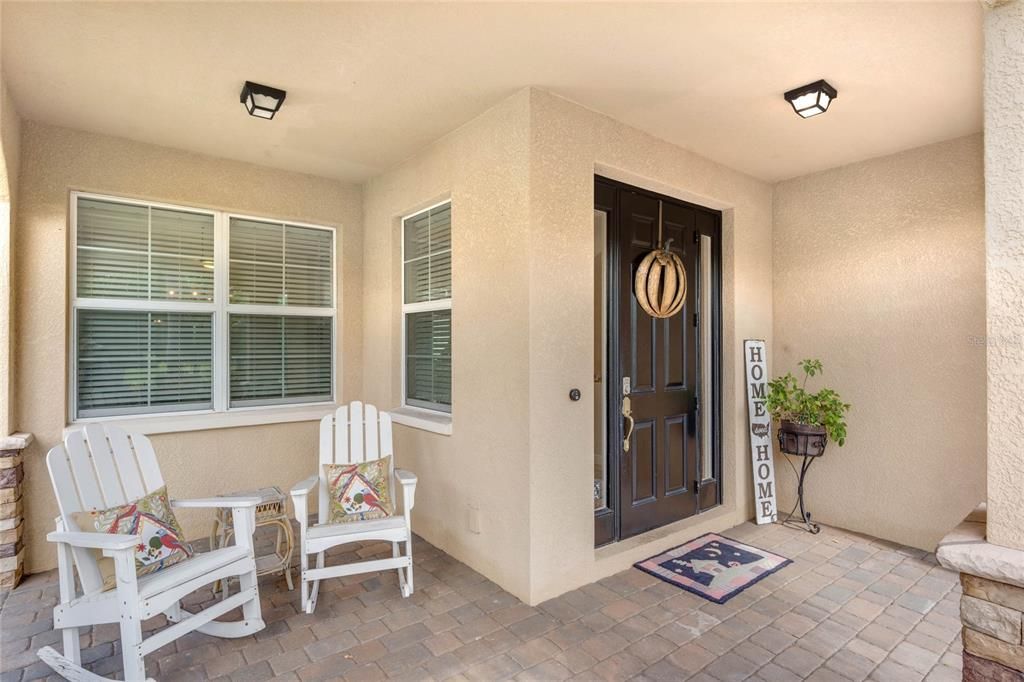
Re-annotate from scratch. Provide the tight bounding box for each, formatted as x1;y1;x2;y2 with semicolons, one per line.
0;520;963;681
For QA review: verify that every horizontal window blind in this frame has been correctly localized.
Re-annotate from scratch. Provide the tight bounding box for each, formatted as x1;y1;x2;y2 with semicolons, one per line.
405;310;452;412
77;198;214;302
230;218;333;307
151;207;215;302
229;315;333;406
72;193;336;421
402;201;452;414
403;203;451;304
76;310;213;417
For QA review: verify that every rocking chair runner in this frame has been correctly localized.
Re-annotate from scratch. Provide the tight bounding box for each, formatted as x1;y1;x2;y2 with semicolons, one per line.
291;402;418;614
39;424;265;681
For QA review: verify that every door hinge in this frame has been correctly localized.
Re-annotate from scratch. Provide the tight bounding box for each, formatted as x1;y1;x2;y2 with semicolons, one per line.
693;312;699;327
693;230;700;244
694;479;702;494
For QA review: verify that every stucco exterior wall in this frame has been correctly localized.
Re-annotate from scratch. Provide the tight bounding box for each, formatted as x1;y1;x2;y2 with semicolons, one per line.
15;121;363;572
984;0;1024;552
362;88;773;605
526;90;773;603
773;134;986;551
0;79;21;438
361;89;534;600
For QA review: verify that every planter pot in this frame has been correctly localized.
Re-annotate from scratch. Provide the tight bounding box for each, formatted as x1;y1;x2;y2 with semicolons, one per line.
778;420;828;457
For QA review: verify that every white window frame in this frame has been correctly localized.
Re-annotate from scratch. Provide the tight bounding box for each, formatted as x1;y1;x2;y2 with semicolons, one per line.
68;191;337;434
395;199;453;434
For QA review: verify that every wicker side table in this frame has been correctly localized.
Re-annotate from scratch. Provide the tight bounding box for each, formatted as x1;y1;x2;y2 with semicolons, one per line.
210;486;294;591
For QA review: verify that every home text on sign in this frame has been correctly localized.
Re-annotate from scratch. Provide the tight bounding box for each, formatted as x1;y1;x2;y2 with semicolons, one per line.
744;339;778;524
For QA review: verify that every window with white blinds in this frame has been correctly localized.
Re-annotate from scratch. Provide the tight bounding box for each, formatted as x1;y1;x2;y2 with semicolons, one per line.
76;310;214;416
402;202;452;414
71;193;335;421
227;217;334;407
77;198;215;302
229;219;333;307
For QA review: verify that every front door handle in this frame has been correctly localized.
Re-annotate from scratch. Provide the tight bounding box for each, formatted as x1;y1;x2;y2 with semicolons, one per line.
622;396;634;452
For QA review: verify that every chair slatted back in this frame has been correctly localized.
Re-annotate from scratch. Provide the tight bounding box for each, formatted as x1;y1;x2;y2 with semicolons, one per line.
46;424;165;594
318;402;395;524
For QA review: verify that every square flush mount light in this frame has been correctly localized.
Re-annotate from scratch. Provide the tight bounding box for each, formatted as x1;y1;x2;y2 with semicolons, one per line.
240;81;287;120
784;79;838;119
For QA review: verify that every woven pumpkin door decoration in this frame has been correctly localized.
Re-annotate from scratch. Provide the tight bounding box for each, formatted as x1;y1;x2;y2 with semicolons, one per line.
634;201;687;318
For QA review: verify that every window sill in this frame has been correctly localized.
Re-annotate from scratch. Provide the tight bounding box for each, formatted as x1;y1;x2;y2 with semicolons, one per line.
389;407;452;436
64;403;336;437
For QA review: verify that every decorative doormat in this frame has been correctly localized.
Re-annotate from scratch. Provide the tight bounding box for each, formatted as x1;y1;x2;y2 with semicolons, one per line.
634;532;791;604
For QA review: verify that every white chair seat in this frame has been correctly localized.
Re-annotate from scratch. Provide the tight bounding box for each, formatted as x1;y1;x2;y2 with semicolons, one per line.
62;546;253;623
138;546;249;599
308;516;407;540
306;517;408;550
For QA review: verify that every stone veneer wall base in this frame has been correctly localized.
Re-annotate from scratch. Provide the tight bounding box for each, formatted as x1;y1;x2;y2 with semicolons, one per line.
964;652;1024;682
0;433;32;593
939;505;1024;681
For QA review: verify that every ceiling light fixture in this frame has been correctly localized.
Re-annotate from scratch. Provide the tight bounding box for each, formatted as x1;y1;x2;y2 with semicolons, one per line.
240;81;287;120
784;79;838;119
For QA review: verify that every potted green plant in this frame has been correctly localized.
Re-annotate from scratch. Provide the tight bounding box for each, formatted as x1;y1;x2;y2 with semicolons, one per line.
765;359;850;457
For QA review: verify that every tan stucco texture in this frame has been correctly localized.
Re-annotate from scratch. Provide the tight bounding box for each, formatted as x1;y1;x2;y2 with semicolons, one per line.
773;134;987;552
0;78;21;438
983;0;1024;553
362;89;534;600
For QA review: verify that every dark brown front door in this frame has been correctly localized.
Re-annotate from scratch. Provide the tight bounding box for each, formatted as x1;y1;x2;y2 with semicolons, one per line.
594;177;722;547
616;190;701;537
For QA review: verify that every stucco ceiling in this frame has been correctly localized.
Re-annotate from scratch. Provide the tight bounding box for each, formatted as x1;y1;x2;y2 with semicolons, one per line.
1;2;983;184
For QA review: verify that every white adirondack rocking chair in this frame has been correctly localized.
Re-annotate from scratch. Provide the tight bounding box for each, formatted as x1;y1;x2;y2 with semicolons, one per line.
38;424;265;681
290;402;418;614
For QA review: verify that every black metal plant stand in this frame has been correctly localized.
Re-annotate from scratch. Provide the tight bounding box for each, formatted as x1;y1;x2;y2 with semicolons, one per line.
777;423;827;535
780;451;822;534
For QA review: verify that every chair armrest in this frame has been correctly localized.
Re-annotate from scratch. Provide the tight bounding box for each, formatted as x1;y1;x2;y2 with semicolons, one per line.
47;530;138;552
290;475;319;498
395;469;417;513
171;496;261;509
290;476;318;535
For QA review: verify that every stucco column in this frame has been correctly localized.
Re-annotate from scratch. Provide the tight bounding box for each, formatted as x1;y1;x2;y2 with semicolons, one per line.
937;10;1024;675
985;0;1024;552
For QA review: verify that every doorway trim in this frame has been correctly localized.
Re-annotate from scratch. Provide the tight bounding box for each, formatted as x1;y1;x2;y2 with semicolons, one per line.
594;175;724;547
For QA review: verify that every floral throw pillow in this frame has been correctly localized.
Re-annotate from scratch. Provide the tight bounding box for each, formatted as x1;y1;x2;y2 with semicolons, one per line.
325;456;394;524
80;486;194;579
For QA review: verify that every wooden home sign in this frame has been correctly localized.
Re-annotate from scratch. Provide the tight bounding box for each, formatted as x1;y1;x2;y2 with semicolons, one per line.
744;339;778;525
